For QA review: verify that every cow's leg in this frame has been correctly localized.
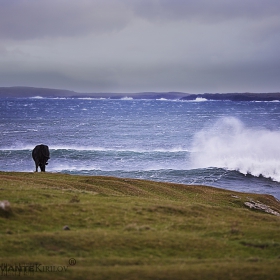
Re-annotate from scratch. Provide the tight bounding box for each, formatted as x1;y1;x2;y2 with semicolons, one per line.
35;162;38;172
40;163;45;172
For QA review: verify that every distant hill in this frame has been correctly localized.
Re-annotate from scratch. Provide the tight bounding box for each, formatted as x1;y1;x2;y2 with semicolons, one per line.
180;92;280;102
0;87;188;99
0;86;77;98
0;86;280;101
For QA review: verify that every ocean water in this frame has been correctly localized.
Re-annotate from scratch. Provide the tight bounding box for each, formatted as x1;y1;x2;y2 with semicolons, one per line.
1;97;280;199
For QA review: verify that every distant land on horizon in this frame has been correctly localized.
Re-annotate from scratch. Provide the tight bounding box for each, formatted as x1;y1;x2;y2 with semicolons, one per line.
0;86;280;101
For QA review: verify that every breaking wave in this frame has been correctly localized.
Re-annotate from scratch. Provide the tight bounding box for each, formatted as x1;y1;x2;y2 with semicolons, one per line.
0;144;189;154
190;117;280;182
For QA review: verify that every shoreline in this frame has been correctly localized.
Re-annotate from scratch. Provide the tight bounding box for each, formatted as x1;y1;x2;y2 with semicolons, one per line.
1;86;280;101
1;170;279;204
1;170;279;200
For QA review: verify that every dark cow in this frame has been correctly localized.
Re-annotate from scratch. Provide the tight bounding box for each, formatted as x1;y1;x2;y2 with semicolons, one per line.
32;144;50;172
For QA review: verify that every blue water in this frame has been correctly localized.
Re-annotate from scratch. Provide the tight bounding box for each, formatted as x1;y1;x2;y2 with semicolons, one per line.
1;97;280;199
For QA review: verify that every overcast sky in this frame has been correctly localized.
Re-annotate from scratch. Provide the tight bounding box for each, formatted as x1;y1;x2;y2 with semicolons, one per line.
0;0;280;93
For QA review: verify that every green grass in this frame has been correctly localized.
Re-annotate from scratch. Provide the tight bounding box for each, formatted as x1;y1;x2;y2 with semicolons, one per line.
0;171;279;279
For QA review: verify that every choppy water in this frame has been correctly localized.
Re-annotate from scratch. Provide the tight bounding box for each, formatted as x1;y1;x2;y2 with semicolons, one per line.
1;97;280;199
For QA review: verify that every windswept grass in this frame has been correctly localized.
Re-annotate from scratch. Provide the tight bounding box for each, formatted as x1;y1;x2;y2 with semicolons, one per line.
0;171;279;279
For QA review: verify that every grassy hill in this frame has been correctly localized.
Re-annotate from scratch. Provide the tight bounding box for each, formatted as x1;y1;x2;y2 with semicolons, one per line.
0;172;279;279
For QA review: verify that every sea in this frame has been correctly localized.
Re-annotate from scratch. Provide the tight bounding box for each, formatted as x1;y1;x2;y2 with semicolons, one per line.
1;96;280;199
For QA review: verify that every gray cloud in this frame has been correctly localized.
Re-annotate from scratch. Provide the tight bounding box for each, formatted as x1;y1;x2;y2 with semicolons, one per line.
1;0;280;40
0;0;280;93
0;0;132;40
129;0;280;22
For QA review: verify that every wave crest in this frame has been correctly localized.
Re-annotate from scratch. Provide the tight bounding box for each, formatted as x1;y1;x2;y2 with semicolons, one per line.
190;117;280;182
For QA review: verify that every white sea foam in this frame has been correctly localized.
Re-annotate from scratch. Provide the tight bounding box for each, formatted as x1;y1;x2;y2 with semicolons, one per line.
30;96;43;99
76;97;103;100
48;161;186;173
184;97;211;102
190;117;280;182
0;144;189;154
194;97;208;102
0;144;36;150
48;163;100;172
29;96;68;100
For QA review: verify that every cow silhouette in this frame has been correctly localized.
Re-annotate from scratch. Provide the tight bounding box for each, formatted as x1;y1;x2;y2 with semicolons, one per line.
32;144;50;172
